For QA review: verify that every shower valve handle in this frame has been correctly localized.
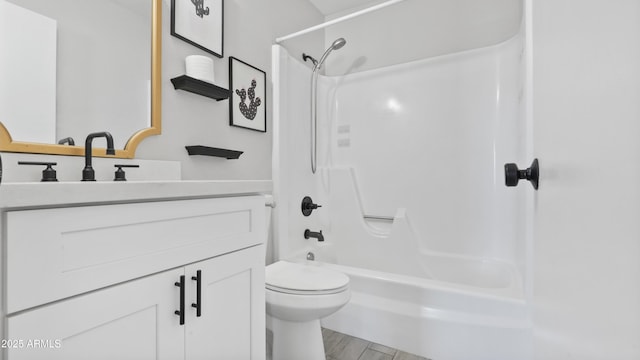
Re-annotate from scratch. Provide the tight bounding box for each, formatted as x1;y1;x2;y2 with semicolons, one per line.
504;158;539;190
301;196;322;216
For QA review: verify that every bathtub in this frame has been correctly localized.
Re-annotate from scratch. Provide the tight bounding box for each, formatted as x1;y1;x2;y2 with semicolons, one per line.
304;260;532;360
278;165;532;359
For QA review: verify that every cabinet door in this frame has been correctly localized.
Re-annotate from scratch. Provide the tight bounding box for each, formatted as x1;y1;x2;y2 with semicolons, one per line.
185;245;265;360
5;269;185;360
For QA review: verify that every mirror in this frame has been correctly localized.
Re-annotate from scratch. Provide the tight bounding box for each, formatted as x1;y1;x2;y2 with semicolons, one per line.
0;0;161;158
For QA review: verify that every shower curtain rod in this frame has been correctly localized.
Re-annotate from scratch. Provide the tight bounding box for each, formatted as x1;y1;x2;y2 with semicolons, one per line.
275;0;408;43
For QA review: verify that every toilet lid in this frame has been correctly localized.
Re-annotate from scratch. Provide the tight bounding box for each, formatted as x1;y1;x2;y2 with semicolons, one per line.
266;261;349;293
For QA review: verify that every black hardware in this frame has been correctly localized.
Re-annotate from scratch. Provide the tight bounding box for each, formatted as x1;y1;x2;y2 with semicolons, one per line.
505;158;539;190
82;132;116;181
0;153;3;185
175;275;185;325
191;270;202;317
301;196;322;216
114;164;140;181
304;229;324;242
185;145;243;159
18;161;58;182
57;137;75;146
302;53;318;67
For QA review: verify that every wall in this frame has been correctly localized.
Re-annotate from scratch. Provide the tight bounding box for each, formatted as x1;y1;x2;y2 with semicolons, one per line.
273;22;529;294
273;0;528;275
326;38;524;262
0;0;322;180
531;0;640;358
135;0;324;180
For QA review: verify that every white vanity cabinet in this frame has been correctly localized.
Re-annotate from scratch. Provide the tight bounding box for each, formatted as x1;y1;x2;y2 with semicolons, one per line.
0;191;268;360
6;267;186;360
184;245;264;360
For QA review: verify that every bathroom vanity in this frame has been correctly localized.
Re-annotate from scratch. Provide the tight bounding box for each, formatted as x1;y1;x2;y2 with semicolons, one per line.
0;181;271;360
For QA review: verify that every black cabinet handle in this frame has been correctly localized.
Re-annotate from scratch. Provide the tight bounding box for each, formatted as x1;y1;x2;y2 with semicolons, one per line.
174;275;185;325
191;270;202;317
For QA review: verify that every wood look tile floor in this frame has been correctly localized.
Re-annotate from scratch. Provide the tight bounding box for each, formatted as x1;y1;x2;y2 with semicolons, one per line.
266;328;431;360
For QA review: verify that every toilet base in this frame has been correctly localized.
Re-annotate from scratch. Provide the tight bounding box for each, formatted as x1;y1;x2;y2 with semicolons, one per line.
268;315;326;360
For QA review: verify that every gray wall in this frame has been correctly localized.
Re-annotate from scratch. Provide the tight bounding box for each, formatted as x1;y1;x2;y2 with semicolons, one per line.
135;0;324;180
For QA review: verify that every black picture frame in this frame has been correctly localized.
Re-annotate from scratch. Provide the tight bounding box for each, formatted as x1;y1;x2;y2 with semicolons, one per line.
171;0;224;58
229;57;267;133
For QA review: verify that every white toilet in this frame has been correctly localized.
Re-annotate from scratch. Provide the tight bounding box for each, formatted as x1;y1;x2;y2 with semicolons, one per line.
265;260;350;360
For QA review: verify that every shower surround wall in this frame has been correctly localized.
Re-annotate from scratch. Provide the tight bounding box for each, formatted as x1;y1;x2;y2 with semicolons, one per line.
272;18;530;360
275;34;527;287
328;35;525;271
271;1;532;358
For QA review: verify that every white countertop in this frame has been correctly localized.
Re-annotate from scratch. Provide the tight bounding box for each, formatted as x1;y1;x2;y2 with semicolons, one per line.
0;180;273;209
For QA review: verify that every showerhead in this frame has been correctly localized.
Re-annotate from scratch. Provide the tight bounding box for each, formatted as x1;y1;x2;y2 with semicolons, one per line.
314;38;347;71
331;37;346;50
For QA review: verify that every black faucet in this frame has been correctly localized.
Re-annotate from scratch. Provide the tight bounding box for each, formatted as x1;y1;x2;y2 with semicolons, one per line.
57;137;75;146
82;132;116;181
304;229;324;242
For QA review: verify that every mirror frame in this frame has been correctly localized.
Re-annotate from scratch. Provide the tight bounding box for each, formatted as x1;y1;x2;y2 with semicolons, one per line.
0;0;162;159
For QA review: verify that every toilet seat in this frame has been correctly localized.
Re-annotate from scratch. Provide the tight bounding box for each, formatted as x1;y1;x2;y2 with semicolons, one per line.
266;283;348;295
266;261;349;295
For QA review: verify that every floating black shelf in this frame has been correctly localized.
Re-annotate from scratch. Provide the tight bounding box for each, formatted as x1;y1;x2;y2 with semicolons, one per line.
185;145;243;159
171;75;230;101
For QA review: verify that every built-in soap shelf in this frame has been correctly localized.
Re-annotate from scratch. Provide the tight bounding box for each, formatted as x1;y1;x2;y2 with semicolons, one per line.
185;145;243;159
171;75;230;101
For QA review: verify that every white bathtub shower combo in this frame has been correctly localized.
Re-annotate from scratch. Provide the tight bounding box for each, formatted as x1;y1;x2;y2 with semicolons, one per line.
272;1;533;359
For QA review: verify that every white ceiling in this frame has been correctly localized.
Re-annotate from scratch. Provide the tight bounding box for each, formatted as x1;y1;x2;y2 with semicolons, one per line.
307;0;386;17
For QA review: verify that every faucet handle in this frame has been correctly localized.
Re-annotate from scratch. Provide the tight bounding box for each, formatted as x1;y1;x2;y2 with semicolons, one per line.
18;161;58;182
301;196;322;216
57;137;75;146
114;164;140;181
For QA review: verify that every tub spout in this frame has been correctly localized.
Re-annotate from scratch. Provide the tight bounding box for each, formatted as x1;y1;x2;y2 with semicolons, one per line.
304;229;324;242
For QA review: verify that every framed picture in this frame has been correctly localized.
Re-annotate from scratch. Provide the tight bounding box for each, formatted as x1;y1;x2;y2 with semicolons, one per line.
171;0;223;58
229;57;267;133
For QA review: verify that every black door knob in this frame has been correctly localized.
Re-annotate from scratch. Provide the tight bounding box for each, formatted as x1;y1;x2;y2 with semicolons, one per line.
505;158;539;190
